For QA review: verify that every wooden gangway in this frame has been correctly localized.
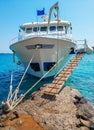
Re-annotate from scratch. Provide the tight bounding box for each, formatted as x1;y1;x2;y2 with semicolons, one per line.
44;54;84;95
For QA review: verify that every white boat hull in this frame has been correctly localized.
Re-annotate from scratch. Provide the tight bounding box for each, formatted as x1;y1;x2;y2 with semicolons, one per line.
10;37;76;78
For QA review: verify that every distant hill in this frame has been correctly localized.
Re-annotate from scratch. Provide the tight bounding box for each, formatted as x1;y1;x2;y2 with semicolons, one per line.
92;47;94;52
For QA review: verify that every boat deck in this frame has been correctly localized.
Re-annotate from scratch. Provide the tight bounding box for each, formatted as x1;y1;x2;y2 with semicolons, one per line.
44;54;84;95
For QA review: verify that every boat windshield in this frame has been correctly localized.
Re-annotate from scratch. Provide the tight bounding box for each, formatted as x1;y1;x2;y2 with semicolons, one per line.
21;24;67;34
57;26;63;31
26;28;32;33
40;27;47;31
50;26;56;31
33;27;39;32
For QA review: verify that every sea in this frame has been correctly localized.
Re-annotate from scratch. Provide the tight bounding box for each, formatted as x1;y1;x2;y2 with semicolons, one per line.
0;53;94;106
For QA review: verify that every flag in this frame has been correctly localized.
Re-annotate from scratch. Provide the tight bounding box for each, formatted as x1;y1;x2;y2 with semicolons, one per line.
37;9;45;16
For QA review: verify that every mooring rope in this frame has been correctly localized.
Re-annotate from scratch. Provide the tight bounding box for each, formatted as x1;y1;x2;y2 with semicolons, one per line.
2;55;65;112
7;53;15;102
2;54;34;112
8;54;34;102
14;56;65;103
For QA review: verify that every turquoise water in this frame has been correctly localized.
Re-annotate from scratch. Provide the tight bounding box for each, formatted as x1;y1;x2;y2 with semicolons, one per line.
0;54;53;104
0;53;94;105
65;54;94;105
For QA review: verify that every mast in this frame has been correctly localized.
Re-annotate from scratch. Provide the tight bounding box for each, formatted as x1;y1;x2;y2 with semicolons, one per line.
47;2;60;75
47;2;59;32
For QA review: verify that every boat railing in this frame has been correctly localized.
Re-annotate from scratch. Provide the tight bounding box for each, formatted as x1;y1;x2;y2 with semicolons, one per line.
75;39;93;54
10;36;18;45
10;31;75;45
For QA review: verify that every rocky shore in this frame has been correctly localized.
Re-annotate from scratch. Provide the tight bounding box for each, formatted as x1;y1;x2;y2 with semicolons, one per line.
0;86;94;130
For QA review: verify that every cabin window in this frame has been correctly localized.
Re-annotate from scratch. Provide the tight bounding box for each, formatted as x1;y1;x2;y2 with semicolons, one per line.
26;28;32;33
50;26;56;31
30;63;40;71
40;27;47;32
44;62;56;71
21;28;25;31
33;27;39;32
57;26;63;31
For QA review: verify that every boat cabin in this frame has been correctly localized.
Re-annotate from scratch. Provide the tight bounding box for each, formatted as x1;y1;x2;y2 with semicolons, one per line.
19;20;72;37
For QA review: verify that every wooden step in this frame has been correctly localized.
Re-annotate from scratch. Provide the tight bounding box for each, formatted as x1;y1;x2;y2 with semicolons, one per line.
43;54;84;96
44;88;58;94
60;77;68;81
57;80;64;85
48;84;60;89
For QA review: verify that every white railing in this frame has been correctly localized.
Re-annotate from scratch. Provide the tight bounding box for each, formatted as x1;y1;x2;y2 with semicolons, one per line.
10;32;75;45
10;36;18;45
75;39;93;54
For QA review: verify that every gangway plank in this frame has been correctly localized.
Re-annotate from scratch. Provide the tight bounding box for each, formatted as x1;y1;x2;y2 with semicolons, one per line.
44;54;84;95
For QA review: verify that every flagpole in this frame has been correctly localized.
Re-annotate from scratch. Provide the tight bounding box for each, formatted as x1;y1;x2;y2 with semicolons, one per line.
36;9;39;35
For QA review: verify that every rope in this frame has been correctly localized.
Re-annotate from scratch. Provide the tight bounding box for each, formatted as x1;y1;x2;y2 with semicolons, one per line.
7;53;15;101
6;43;76;112
14;55;65;102
3;55;65;112
4;40;87;112
2;54;34;112
8;54;34;103
7;40;90;111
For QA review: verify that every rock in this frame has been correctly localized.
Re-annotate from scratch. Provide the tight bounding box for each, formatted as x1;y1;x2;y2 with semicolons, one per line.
71;88;83;98
75;95;82;102
0;122;6;127
30;91;38;100
89;121;94;129
13;111;19;118
16;119;24;126
80;98;87;104
1;126;16;130
80;119;90;127
74;96;87;107
76;110;85;120
0;86;94;130
80;119;94;129
79;104;94;119
0;115;7;122
76;108;90;120
80;126;89;130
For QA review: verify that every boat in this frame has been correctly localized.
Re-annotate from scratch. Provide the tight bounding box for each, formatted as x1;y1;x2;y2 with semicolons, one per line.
9;2;76;78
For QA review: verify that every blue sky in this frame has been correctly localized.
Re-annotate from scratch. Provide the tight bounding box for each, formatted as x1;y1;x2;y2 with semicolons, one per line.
0;0;94;52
